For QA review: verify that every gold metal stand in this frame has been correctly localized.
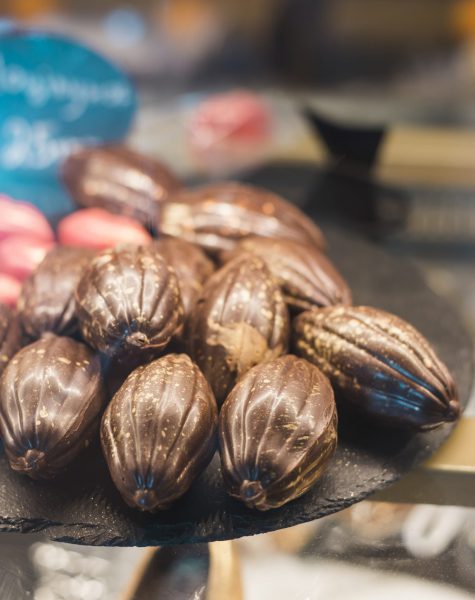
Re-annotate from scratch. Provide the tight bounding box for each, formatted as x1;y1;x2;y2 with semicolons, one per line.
122;540;243;600
374;417;475;507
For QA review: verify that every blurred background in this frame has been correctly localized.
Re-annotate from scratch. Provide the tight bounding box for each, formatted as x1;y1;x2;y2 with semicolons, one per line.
1;1;475;599
2;0;475;104
4;0;475;99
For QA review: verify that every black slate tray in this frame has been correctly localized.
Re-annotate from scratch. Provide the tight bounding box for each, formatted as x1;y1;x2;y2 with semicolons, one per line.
0;226;471;546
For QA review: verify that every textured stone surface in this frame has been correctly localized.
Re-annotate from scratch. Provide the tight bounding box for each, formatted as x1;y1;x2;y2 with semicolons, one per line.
0;199;471;546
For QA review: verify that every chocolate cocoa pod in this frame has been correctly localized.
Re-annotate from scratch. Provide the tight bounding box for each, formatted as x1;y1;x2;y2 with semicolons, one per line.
293;306;460;429
158;182;325;254
0;334;104;479
151;238;214;317
75;244;184;360
0;303;21;377
101;353;217;511
219;355;337;510
223;237;351;312
18;246;95;340
61;144;182;227
189;254;289;404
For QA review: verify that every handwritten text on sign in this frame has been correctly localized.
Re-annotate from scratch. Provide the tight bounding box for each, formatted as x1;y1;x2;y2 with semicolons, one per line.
0;31;136;174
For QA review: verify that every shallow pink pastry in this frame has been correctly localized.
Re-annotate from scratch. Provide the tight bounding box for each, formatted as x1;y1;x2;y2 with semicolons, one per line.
187;90;271;173
0;195;54;243
57;207;152;250
0;235;55;282
0;273;21;307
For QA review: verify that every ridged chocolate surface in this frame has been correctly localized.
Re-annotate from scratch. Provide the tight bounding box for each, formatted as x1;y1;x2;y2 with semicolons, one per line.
0;304;21;377
61;144;182;227
75;244;184;359
189;254;289;404
219;355;337;510
18;246;95;339
293;306;460;429
101;354;218;512
223;237;351;312
0;334;104;479
150;238;214;317
158;182;325;254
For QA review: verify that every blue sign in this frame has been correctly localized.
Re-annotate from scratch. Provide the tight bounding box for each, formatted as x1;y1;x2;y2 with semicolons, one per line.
0;29;137;219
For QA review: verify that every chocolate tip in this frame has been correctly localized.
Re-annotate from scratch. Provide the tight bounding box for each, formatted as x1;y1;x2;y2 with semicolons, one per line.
133;488;158;511
448;398;461;421
126;332;149;347
240;480;266;508
13;449;46;473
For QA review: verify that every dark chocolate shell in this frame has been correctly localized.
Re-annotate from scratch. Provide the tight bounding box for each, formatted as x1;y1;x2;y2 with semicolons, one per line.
158;182;325;254
18;246;95;339
293;306;460;429
0;303;21;377
101;353;218;511
188;254;289;404
222;237;351;312
150;238;214;317
219;355;337;510
0;334;104;479
75;244;184;360
61;144;182;227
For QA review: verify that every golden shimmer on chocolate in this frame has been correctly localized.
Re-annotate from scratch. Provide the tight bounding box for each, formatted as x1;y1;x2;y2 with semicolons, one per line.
0;303;21;377
101;353;218;512
222;237;351;312
61;144;182;227
150;238;214;317
188;254;289;404
293;306;460;430
75;244;184;360
219;355;337;510
0;334;105;479
158;182;326;254
18;246;96;340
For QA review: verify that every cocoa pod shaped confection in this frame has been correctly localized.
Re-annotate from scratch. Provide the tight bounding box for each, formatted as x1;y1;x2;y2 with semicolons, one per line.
101;353;218;511
0;334;104;479
61;144;182;227
293;306;460;429
0;303;21;377
188;254;289;404
18;246;95;340
158;182;325;254
223;237;351;312
75;245;184;360
219;355;337;510
151;238;214;317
